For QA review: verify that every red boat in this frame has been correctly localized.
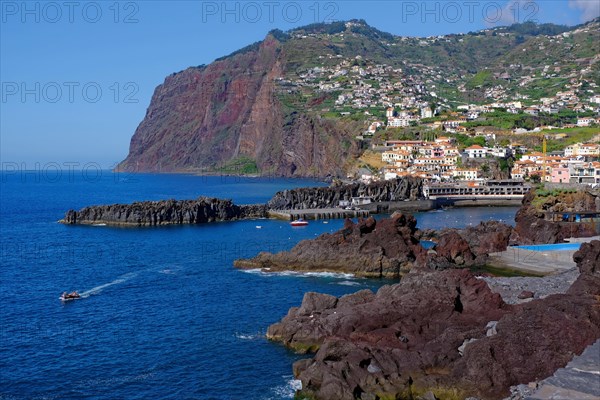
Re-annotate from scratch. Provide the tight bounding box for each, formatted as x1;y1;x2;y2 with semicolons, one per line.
290;219;309;227
60;291;81;301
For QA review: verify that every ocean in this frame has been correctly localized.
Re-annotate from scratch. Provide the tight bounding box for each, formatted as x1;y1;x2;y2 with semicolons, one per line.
0;171;519;400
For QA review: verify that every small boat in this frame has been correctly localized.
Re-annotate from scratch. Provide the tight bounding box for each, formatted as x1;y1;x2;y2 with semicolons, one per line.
60;291;81;302
290;219;309;227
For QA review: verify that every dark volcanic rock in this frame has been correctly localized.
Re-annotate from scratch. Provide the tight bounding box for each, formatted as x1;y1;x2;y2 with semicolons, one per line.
234;213;426;278
269;269;511;398
514;188;599;244
267;177;424;209
573;240;600;275
426;221;514;269
568;240;600;296
270;239;600;400
61;197;268;226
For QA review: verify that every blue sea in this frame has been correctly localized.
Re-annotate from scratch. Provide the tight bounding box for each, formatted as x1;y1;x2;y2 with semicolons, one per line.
0;171;519;400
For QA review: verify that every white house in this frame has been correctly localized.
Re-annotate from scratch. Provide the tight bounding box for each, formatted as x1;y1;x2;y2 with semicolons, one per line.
452;169;478;181
488;147;512;158
465;145;487;158
577;117;597;127
388;117;411;128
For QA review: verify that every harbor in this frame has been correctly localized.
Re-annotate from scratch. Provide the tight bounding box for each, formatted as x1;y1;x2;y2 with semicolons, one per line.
269;208;371;221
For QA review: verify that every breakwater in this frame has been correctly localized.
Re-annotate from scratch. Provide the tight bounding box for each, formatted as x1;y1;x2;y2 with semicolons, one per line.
267;177;424;210
60;197;268;226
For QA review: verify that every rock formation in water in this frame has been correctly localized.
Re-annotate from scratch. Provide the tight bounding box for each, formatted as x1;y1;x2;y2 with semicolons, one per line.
267;177;424;210
235;215;515;276
60;197;268;226
514;187;600;244
234;213;427;278
269;240;600;400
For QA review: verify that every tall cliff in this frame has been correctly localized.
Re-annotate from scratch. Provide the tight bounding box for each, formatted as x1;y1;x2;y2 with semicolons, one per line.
118;34;360;177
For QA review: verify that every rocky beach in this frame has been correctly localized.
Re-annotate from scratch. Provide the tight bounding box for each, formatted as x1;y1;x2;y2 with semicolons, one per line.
266;241;600;400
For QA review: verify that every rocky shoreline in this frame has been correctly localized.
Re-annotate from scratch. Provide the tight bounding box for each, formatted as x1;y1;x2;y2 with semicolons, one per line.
234;186;600;399
234;214;515;278
267;241;600;400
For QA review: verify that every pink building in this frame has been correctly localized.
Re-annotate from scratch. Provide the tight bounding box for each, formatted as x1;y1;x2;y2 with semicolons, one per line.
551;166;570;183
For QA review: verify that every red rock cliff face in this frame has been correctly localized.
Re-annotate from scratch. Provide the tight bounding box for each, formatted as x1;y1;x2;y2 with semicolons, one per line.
118;35;358;177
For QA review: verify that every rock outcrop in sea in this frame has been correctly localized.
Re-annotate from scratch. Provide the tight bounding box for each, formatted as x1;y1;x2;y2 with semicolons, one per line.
235;214;515;276
268;240;600;400
267;177;424;210
61;197;268;226
235;213;426;278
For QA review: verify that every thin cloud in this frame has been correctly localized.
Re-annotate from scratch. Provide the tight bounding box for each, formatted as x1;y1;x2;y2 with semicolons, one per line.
569;0;600;22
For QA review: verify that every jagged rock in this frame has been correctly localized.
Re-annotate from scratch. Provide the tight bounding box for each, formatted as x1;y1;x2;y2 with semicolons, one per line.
234;213;426;278
514;189;599;244
298;292;338;316
269;269;510;399
567;240;600;296
459;338;479;356
60;197;267;226
573;240;600;275
426;221;514;270
267;177;423;209
517;290;534;299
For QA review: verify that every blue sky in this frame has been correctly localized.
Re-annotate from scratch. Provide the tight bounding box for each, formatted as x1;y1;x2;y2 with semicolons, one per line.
1;0;598;168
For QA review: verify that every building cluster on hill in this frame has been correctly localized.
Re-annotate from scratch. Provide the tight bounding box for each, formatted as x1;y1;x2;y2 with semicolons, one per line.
278;57;438;113
372;137;600;187
511;143;600;185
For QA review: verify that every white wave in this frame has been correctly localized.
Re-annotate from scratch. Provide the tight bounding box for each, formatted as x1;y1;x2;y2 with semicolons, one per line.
92;223;107;226
264;377;302;400
234;332;263;340
335;280;361;286
78;272;138;298
158;268;177;275
240;269;356;280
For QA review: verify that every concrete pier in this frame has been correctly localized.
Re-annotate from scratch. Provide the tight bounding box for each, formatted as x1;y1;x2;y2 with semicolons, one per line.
528;339;600;400
269;208;371;221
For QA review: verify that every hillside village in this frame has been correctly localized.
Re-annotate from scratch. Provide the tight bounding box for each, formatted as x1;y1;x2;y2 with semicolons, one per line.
276;21;600;187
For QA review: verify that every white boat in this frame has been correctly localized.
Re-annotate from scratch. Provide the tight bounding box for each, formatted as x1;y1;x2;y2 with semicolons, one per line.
290;219;309;227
